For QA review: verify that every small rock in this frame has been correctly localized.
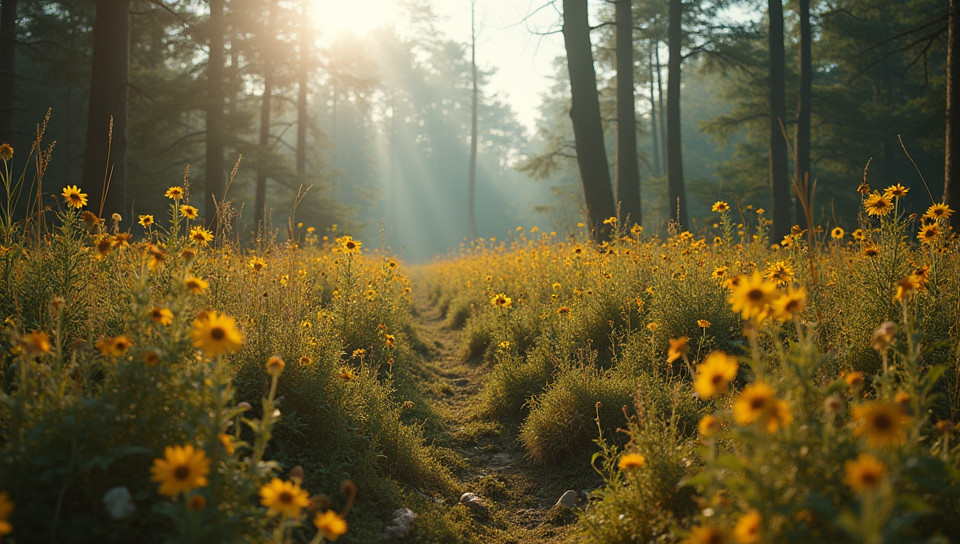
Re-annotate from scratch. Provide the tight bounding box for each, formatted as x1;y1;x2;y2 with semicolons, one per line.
452;378;470;387
555;489;578;509
459;492;488;515
383;507;417;539
102;486;136;520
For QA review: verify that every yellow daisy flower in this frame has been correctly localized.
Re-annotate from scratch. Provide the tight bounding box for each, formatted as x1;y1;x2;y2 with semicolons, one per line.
336;235;362;254
864;192;893;216
314;510;348;541
733;382;792;433
618;453;646;470
667;337;689;363
851;401;910;448
179;204;198;219
190;226;213;245
260;478;310;518
698;414;722;437
711;201;730;213
882;183;908;199
923;202;954;221
694;351;739;399
491;293;512;308
917;223;939;244
770;287;807;322
685;525;731;544
165;186;184;199
733;510;761;544
843;453;886;493
0;491;14;537
61;185;88;209
184;276;209;295
21;331;52;356
763;260;794;286
145;245;165;271
150;444;210;497
190;311;243;357
248;256;267;273
728;272;778;321
95;335;132;357
148;307;174;325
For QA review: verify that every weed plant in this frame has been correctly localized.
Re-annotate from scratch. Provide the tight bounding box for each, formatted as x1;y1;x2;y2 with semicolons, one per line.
0;143;453;543
425;185;960;542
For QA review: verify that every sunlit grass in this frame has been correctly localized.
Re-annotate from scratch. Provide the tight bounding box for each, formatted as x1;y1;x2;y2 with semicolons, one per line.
1;136;958;543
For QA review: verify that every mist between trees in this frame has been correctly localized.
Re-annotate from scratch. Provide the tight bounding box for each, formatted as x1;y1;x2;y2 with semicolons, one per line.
0;0;956;258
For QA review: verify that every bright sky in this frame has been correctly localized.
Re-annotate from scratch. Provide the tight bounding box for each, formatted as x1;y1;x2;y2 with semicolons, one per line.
312;0;568;132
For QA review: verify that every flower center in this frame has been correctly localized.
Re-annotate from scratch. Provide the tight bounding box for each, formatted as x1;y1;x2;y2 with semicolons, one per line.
279;491;294;504
747;288;765;301
211;327;226;340
872;413;892;431
174;465;191;481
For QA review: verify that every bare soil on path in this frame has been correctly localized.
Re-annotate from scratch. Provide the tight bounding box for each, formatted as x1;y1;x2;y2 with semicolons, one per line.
406;278;598;543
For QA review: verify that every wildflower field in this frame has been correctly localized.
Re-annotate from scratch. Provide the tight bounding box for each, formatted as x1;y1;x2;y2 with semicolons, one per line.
2;146;960;543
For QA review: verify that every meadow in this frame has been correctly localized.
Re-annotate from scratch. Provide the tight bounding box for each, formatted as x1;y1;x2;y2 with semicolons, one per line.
1;141;959;543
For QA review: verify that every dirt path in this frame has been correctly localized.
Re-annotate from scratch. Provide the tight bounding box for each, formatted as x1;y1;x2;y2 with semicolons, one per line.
408;280;583;543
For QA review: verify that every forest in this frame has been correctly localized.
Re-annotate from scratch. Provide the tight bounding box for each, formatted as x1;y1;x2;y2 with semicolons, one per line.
0;0;958;543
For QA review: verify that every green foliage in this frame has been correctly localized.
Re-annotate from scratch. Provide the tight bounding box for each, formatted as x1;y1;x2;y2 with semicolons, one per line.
520;363;636;465
0;180;451;543
426;186;960;542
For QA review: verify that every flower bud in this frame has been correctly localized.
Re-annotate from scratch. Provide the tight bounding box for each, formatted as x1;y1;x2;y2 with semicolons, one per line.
870;321;898;351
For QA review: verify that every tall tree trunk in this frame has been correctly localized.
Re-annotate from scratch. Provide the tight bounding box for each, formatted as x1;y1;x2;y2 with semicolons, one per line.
615;0;641;226
794;0;812;228
946;0;960;229
655;39;667;178
389;90;399;231
467;0;479;239
666;0;687;227
82;0;130;218
768;0;790;242
648;41;661;177
205;0;225;222
296;0;308;177
562;0;616;241
254;0;275;230
0;0;17;146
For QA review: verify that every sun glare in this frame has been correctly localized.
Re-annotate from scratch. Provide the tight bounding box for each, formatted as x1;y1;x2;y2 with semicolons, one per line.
311;0;398;37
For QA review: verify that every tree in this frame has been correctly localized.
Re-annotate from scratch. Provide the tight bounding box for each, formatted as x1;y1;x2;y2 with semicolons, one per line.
615;0;641;226
562;0;616;241
0;0;16;145
82;0;131;217
795;0;812;228
946;0;959;229
655;37;667;177
296;0;309;178
205;0;225;222
666;0;688;227
768;0;790;241
254;0;276;230
648;39;662;177
467;0;479;239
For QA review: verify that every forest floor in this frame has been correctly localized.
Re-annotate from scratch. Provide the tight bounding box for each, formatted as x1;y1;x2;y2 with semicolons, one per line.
405;279;601;543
